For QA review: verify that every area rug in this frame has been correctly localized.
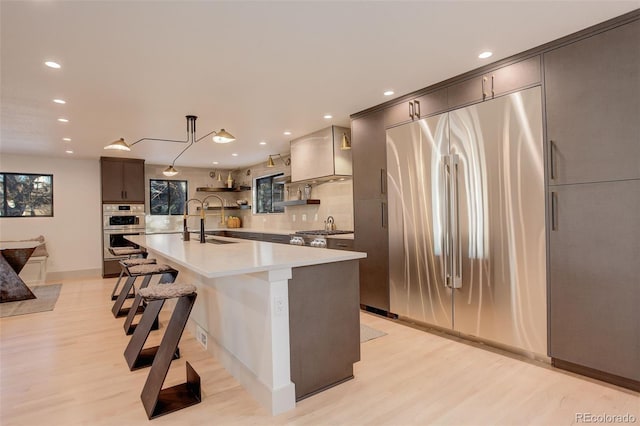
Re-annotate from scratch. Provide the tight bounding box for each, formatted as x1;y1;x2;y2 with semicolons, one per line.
0;284;62;318
360;324;387;343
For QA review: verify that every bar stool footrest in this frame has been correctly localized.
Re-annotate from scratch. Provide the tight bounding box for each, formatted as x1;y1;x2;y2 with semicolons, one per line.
114;304;145;318
146;362;201;419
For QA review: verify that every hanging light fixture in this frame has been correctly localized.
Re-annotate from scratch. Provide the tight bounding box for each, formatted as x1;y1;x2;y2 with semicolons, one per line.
104;138;131;151
340;133;351;150
267;155;276;167
105;115;235;176
163;165;179;177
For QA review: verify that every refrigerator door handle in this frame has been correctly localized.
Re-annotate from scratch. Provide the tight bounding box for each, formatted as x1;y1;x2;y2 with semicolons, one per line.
451;154;462;289
442;156;452;288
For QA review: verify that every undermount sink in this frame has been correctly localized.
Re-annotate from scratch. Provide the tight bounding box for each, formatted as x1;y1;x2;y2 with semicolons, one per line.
205;237;236;245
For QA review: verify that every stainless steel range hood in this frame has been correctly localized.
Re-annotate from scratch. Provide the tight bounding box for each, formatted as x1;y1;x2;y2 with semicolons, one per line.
290;125;352;183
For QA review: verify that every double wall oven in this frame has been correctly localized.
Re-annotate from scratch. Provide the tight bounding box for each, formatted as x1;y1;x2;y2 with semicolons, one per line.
102;203;145;277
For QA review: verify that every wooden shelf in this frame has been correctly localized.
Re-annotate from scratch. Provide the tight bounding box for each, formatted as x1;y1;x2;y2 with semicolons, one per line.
196;185;251;192
196;205;251;211
274;199;320;207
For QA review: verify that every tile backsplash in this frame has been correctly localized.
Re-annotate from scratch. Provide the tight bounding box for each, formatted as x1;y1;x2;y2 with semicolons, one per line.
144;157;354;234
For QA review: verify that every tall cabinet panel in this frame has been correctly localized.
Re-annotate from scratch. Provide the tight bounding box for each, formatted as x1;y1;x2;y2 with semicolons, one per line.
352;110;389;311
545;17;640;389
548;181;640;381
545;20;640;184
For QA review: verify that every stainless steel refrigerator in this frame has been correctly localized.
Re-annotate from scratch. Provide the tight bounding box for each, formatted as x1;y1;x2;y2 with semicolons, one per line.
387;86;547;357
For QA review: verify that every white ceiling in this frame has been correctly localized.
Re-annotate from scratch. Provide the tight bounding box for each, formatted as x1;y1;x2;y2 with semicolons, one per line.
1;1;637;170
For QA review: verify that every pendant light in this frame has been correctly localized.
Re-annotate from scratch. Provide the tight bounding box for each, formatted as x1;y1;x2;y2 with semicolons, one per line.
104;115;236;176
104;138;131;151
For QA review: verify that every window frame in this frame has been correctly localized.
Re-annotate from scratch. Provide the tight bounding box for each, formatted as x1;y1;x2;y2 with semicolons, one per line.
253;172;285;214
0;172;54;217
149;179;188;216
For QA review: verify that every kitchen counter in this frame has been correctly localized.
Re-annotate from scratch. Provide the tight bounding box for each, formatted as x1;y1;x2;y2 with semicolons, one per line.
126;233;365;415
128;234;362;278
187;227;356;240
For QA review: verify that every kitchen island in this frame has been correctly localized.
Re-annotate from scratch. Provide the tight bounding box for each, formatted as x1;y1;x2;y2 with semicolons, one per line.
126;233;366;415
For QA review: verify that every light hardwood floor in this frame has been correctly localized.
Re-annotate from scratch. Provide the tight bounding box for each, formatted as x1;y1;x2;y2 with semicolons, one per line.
1;277;638;426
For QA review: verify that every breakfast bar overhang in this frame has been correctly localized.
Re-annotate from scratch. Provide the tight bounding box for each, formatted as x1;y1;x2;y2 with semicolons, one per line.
126;233;366;415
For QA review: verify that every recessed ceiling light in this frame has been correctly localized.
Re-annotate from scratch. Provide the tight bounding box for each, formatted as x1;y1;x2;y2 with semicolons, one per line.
45;61;61;69
259;141;267;145
478;51;493;59
53;99;66;104
212;161;219;165
65;150;74;154
323;114;332;119
231;153;238;157
62;137;71;142
57;118;69;123
383;90;394;96
283;131;292;136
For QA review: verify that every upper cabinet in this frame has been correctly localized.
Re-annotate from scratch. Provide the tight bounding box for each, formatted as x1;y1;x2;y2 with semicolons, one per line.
447;56;541;110
545;20;640;185
101;157;145;203
384;87;448;129
290;126;352;183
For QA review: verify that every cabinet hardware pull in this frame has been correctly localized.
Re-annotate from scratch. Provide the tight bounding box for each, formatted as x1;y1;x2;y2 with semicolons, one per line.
491;75;495;98
551;191;558;231
380;168;386;195
482;77;487;100
409;101;414;119
381;202;387;229
414;100;421;118
549;140;556;180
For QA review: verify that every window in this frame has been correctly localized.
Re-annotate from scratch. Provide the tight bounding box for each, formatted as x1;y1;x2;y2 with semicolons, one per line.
0;173;53;217
255;173;285;214
149;179;188;215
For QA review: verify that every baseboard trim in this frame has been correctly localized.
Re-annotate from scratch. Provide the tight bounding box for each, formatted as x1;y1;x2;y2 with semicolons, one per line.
46;268;101;282
552;358;640;392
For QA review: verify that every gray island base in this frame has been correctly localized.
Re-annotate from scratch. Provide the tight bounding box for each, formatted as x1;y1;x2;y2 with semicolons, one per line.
126;233;365;415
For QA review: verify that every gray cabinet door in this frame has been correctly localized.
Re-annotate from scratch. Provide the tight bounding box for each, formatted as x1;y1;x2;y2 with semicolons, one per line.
101;158;124;202
122;160;145;203
549;180;640;381
354;198;389;311
486;56;541;98
352;110;387;201
352;110;390;310
545;20;640;184
447;76;484;110
384;88;448;128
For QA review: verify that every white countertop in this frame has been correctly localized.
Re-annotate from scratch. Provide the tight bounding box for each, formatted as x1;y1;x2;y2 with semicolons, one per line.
183;227;355;240
127;233;365;279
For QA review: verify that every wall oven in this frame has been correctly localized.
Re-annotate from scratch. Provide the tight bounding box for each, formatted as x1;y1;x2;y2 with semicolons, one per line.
102;204;146;264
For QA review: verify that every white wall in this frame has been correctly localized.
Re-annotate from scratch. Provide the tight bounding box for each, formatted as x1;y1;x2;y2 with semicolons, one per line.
0;154;102;277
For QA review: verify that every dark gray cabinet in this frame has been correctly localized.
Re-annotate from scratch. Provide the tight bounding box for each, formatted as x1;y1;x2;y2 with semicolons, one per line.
545;17;640;389
384;87;448;128
352;110;390;311
545;20;640;184
548;180;640;381
326;238;354;251
447;56;541;110
101;157;145;203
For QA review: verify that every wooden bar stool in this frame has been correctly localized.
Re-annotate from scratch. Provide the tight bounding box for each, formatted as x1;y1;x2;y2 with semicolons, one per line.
122;264;178;335
109;257;156;301
136;283;200;419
